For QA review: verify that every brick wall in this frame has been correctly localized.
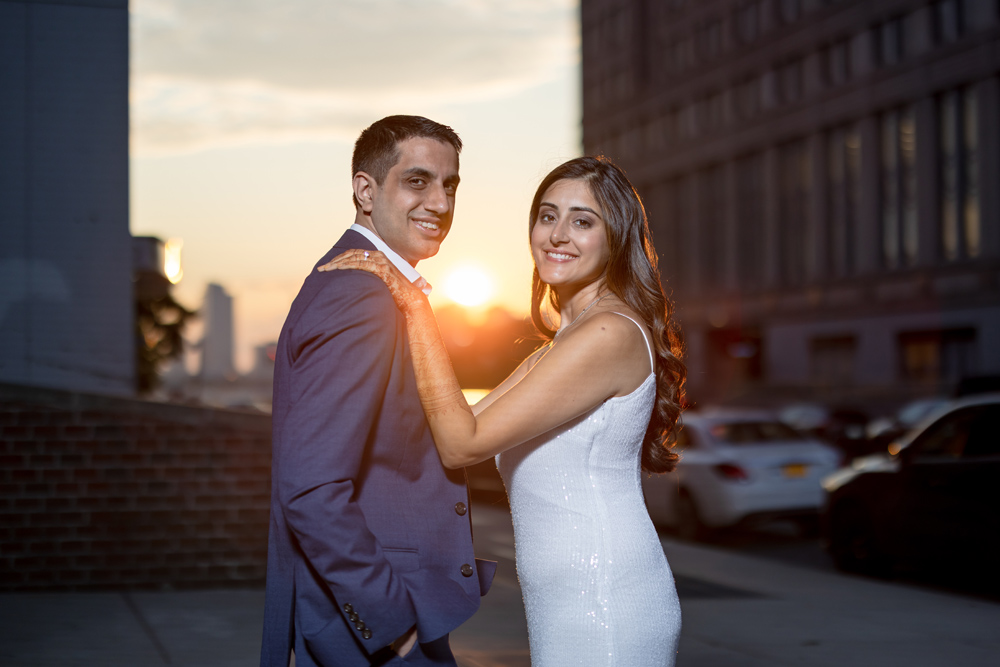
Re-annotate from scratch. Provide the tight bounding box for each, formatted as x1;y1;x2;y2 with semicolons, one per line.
0;383;271;590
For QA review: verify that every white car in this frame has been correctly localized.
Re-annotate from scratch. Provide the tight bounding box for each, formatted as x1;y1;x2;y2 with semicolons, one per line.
642;409;842;540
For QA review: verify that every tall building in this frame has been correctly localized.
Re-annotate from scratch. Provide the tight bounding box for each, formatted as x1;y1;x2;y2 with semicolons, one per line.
200;283;236;382
0;0;132;395
582;0;1000;405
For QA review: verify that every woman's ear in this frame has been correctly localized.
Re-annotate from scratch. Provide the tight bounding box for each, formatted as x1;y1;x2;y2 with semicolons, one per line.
353;171;376;213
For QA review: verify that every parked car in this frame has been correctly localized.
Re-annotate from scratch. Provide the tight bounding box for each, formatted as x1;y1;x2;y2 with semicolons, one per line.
642;410;841;540
865;396;949;452
821;393;1000;576
779;402;871;463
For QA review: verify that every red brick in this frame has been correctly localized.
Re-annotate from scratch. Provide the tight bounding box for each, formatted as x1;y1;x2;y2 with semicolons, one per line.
1;540;28;555
42;469;70;482
73;468;100;482
10;470;37;483
61;425;92;439
87;482;113;496
56;569;88;584
32;426;60;439
13;498;43;511
0;513;28;527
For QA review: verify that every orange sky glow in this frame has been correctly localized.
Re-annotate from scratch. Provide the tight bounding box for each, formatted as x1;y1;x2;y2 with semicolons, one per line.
129;0;581;372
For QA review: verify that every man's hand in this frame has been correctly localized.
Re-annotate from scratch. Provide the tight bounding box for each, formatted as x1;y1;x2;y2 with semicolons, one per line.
391;625;418;657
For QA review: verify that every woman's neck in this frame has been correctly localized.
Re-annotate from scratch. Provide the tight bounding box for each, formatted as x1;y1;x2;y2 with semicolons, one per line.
556;283;607;333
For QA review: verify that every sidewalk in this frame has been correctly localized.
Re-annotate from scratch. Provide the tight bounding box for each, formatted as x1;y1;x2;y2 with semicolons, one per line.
660;538;1000;666
1;510;998;666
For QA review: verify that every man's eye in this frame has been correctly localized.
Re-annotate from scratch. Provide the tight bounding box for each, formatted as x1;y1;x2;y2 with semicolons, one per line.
409;179;426;187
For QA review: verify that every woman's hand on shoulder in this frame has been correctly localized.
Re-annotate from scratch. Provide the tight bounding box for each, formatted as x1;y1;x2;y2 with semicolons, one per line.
317;250;426;314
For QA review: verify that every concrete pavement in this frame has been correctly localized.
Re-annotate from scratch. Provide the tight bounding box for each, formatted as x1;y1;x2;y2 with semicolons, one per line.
1;505;998;666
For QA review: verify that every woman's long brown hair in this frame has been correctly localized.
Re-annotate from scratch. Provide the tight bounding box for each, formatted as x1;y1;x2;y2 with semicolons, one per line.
529;156;686;473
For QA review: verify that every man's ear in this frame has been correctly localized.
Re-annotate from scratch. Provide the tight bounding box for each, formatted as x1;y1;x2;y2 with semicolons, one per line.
353;172;376;213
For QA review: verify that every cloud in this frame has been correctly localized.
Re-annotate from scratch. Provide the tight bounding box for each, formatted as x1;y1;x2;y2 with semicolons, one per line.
131;0;579;155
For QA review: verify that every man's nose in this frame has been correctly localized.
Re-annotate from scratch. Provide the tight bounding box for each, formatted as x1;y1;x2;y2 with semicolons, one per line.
424;183;450;214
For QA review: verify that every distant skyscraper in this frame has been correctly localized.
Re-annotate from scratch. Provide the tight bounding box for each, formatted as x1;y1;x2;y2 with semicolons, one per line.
200;283;236;382
0;0;132;395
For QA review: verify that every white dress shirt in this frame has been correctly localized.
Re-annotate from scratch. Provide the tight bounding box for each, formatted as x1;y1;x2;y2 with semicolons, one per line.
349;223;432;295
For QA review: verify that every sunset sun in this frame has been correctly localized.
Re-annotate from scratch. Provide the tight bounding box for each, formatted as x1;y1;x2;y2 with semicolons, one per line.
443;265;495;308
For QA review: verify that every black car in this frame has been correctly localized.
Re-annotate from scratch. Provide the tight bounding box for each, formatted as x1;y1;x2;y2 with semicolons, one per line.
821;393;1000;576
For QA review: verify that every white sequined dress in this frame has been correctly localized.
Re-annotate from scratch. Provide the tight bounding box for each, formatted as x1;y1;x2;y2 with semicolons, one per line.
496;314;681;666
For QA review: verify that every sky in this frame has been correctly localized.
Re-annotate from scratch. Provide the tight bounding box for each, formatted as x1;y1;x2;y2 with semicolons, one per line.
129;0;582;373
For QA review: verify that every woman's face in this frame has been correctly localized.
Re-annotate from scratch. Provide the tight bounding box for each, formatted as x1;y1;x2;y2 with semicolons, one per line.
531;178;611;292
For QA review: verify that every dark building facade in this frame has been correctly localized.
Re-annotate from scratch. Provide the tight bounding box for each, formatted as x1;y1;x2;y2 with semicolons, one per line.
0;0;133;395
582;0;1000;406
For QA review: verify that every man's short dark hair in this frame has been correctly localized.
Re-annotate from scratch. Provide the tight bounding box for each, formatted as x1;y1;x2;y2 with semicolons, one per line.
351;115;462;208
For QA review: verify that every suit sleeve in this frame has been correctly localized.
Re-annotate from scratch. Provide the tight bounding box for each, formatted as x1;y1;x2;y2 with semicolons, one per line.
277;271;416;653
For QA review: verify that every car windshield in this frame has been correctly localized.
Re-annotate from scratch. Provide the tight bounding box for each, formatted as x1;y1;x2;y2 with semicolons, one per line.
708;421;804;444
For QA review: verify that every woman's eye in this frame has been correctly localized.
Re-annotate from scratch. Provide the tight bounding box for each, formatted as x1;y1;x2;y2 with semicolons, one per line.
574;218;592;228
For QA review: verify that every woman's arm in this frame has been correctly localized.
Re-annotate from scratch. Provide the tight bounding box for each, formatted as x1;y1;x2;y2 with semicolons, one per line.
470;345;548;417
319;251;646;467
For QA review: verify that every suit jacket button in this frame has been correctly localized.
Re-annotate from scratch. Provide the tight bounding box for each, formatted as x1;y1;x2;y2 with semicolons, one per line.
349;612;359;622
454;502;467;516
343;603;353;613
362;629;373;640
355;622;364;631
461;563;474;577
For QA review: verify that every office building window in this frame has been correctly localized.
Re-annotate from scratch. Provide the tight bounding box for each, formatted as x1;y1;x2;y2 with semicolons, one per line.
779;140;810;286
811;335;857;386
736;154;766;288
880;106;918;269
825;39;851;86
736;1;761;44
827;125;861;277
736;75;763;118
933;0;962;44
696;19;724;61
778;58;804;103
663;177;693;292
777;0;801;24
699;166;726;291
899;328;977;384
878;17;904;66
939;86;980;261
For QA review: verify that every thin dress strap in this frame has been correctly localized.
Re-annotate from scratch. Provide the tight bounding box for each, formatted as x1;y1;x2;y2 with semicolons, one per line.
610;312;654;374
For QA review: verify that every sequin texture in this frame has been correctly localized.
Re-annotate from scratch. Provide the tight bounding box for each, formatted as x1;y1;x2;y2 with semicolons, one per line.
496;314;681;666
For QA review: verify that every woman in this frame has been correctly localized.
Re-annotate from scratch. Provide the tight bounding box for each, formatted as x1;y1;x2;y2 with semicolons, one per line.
321;156;686;665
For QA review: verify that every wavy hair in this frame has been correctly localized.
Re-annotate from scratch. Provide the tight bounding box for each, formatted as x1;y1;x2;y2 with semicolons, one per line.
529;156;686;473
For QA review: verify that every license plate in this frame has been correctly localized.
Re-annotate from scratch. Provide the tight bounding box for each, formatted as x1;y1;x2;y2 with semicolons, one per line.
783;463;808;478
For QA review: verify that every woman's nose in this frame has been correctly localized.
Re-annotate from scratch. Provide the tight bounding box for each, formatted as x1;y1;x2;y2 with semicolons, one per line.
549;220;569;244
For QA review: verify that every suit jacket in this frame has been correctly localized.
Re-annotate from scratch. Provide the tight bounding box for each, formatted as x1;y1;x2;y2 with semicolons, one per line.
260;230;494;667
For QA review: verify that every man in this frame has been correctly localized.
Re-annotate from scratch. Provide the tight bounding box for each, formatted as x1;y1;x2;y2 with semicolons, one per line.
261;116;494;666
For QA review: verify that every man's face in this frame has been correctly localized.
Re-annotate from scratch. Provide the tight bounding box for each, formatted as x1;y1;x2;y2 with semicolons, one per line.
362;137;460;266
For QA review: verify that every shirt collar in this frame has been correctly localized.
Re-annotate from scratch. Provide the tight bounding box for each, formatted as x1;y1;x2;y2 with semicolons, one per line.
349;224;432;295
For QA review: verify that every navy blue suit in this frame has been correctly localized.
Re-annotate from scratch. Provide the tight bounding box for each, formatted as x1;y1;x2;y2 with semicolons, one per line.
261;230;494;666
